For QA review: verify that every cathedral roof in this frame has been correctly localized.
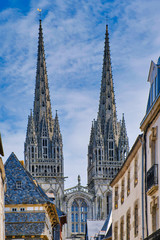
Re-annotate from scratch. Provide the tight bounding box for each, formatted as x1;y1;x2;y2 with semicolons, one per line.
5;152;55;205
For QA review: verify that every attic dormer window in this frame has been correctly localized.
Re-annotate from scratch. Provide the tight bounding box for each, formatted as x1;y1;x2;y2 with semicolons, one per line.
16;181;22;189
12;208;17;212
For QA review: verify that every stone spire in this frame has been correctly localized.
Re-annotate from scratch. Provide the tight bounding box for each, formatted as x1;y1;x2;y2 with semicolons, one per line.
98;25;117;136
52;111;62;144
118;113;129;162
24;20;64;205
25;110;37;144
87;24;129;197
89;121;94;145
33;20;53;139
52;111;64;177
24;110;38;172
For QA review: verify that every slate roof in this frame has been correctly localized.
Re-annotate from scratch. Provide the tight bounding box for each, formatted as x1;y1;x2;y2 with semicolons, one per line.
86;219;105;239
104;224;112;239
5;152;53;205
101;211;112;232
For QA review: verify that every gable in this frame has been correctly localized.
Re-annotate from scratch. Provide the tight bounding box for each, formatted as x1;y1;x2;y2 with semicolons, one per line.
5;152;49;205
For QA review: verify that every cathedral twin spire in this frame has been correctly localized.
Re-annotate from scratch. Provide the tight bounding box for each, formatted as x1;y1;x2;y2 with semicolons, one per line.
25;20;64;181
34;20;53;139
88;25;129;189
24;20;129;210
98;25;117;137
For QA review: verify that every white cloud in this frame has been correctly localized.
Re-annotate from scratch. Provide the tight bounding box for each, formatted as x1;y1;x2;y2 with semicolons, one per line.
1;0;160;188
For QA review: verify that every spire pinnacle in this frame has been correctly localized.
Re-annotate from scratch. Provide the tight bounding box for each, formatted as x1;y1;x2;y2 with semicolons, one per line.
98;24;117;135
33;19;53;139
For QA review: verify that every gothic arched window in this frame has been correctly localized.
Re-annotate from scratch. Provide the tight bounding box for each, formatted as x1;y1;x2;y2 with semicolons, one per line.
31;146;34;159
42;139;48;159
71;199;88;234
106;192;112;215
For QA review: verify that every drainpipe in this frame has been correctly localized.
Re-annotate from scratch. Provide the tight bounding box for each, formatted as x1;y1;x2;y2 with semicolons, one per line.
144;132;149;237
139;136;145;239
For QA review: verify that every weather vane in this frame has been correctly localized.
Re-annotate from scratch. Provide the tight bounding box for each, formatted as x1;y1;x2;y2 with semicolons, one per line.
37;8;42;20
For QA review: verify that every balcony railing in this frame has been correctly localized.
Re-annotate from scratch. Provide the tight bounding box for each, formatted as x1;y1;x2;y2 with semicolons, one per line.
144;228;160;240
147;164;158;195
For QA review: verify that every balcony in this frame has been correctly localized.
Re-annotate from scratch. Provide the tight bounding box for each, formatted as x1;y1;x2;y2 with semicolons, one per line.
144;228;160;240
147;164;158;196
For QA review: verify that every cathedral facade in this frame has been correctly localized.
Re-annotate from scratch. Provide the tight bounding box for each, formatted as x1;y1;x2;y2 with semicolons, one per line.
24;20;129;239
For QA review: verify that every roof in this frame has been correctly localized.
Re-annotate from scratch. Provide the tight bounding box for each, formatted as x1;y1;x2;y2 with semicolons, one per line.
5;152;54;205
104;224;112;239
56;207;67;225
101;211;112;234
86;219;105;239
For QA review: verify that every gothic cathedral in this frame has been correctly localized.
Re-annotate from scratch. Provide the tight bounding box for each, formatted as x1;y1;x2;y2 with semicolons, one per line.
24;21;129;239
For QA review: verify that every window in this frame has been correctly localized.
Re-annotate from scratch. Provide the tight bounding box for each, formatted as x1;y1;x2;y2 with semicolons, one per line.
134;204;138;237
121;179;124;204
126;211;131;240
16;181;22;189
149;127;157;166
120;218;124;240
20;208;25;212
152;206;158;232
97;197;102;219
72;224;74;232
114;224;118;240
151;197;159;232
127;170;130;196
42;139;48;159
106;193;112;215
108;140;114;161
76;224;78;232
134;158;138;186
115;186;118;209
12;208;17;212
81;223;84;232
71;199;87;234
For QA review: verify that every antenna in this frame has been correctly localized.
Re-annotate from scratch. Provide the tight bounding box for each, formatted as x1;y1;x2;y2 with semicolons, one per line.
37;8;42;20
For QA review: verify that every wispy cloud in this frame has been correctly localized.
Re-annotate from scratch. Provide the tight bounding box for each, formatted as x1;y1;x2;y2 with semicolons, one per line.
0;0;160;188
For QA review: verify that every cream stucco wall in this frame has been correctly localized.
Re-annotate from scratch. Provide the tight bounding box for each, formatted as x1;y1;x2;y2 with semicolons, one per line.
145;111;160;236
111;139;143;240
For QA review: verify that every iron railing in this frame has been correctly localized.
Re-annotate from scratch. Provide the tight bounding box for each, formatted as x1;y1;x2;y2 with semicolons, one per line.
147;164;158;192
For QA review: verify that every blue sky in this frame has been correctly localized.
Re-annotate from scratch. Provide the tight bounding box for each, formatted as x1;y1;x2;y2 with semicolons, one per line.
0;0;159;188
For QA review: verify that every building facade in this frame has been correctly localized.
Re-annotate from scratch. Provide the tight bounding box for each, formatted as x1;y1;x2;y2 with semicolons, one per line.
110;57;160;240
5;152;59;240
140;57;160;239
24;20;129;239
0;134;5;240
110;135;143;240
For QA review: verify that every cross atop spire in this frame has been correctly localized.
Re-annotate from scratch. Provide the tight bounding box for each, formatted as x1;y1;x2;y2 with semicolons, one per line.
37;8;42;20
